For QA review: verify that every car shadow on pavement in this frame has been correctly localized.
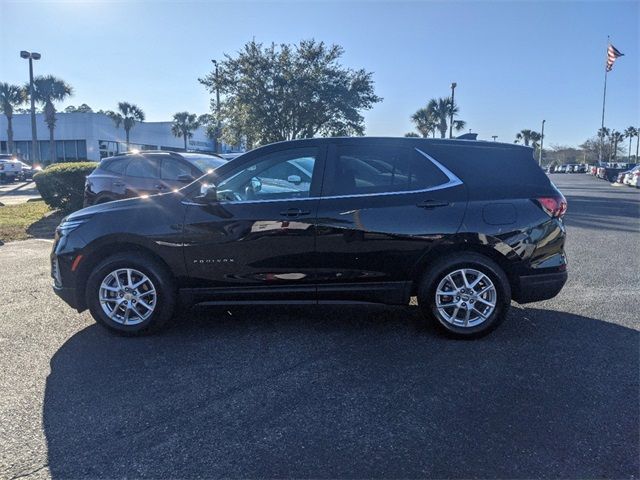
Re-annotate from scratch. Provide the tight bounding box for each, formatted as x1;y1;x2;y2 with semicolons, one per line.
43;305;639;479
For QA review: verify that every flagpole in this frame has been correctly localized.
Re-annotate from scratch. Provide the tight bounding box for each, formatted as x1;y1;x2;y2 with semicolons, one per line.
599;36;610;163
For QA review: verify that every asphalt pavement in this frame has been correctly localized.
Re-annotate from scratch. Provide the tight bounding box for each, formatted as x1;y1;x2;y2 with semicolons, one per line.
0;173;638;479
0;181;41;206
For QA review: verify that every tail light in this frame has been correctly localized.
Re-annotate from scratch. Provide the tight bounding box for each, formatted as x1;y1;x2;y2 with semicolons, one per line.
536;194;567;218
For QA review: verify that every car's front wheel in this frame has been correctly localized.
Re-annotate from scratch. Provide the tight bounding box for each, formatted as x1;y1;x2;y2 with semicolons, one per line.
418;253;511;338
86;252;176;335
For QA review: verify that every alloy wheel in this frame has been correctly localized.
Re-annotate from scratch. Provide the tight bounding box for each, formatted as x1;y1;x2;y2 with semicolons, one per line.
434;268;497;328
99;268;157;325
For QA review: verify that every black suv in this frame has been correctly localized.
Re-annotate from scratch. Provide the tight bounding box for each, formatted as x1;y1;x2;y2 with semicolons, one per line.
84;151;227;206
52;137;567;338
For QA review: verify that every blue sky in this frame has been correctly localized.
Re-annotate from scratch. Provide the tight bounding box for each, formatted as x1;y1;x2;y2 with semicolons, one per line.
1;0;638;147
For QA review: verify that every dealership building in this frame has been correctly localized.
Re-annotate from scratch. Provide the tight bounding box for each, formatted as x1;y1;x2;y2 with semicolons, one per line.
0;112;239;163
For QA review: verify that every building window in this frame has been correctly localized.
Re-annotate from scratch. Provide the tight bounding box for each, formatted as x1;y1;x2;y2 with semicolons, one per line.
77;140;87;159
0;141;6;154
64;140;77;161
56;141;64;162
38;141;49;162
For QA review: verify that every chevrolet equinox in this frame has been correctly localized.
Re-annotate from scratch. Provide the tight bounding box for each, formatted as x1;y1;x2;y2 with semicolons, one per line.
51;137;568;338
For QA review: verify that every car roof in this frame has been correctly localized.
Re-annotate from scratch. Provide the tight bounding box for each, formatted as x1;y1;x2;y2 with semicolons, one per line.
255;136;534;152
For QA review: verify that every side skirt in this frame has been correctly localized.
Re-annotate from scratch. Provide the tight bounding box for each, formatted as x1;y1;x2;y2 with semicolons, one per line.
179;281;411;307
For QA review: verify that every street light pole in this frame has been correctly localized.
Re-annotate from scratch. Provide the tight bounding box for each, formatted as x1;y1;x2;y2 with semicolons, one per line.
539;119;546;166
449;82;457;139
20;50;41;163
211;59;221;154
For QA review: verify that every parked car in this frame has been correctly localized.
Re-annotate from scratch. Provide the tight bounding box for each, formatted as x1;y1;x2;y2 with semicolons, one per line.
589;165;598;175
625;166;640;187
83;151;227;206
599;163;637;182
52;137;568;338
557;165;568;173
0;154;22;183
17;161;42;181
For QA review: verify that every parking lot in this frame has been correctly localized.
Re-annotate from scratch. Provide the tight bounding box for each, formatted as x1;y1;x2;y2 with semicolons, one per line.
0;181;40;206
0;173;638;478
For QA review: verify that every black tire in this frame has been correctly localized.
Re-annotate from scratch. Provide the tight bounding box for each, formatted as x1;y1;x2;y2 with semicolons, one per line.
86;252;176;335
417;252;511;339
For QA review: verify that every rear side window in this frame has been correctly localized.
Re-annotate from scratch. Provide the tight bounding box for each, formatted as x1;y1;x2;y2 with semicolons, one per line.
103;158;129;174
326;145;448;196
125;157;158;179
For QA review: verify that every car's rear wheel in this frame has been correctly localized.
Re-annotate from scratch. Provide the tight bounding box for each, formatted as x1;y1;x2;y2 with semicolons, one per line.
417;253;511;338
86;252;176;335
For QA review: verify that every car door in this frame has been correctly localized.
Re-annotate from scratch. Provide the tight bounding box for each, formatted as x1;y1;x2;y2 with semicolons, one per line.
314;140;468;304
122;155;162;198
182;144;325;301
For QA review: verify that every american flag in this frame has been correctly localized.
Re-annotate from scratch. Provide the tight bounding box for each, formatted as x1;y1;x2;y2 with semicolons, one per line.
606;44;624;72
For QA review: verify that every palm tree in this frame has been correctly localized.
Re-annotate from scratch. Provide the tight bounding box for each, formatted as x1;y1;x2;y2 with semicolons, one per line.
171;112;200;150
0;83;25;154
609;130;625;161
624;126;637;161
426;97;465;138
411;107;438;138
598;127;611;160
515;129;536;146
106;102;145;149
31;75;73;164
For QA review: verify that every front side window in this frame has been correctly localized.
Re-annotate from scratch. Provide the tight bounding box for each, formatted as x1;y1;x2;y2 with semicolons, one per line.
326;145;449;196
215;147;318;202
161;159;192;180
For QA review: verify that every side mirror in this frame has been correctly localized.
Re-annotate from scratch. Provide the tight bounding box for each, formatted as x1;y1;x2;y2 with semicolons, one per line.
287;174;302;185
198;184;218;203
177;174;195;183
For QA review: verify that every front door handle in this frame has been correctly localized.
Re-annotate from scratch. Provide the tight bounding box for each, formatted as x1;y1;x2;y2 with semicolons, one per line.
417;200;450;209
155;184;167;190
113;182;125;187
280;208;310;217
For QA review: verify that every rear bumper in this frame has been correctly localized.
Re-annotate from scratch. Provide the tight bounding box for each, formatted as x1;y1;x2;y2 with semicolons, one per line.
513;270;568;304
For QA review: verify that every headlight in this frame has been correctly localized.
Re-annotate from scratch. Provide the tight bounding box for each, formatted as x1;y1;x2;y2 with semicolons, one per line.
57;218;89;235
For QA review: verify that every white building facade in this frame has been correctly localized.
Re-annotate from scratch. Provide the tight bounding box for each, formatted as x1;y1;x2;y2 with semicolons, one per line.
0;112;238;163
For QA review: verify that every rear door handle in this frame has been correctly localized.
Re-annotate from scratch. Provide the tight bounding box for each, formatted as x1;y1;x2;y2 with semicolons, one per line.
155;184;167;190
113;182;125;187
280;208;310;217
417;200;450;209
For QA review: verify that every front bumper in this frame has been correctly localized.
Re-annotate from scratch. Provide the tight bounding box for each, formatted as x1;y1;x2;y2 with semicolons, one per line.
512;270;568;304
53;284;80;310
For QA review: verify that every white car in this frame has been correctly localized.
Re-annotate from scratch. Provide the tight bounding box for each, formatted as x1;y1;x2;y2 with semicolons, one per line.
627;166;640;188
0;155;22;183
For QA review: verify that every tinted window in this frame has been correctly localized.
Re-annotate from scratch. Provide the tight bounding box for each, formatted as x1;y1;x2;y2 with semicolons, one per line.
161;159;192;180
408;149;449;189
125;157;158;178
103;158;129;174
216;147;318;202
327;145;449;196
